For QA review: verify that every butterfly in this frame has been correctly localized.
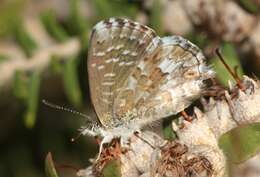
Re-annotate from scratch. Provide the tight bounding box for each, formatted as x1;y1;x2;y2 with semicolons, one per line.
82;18;214;157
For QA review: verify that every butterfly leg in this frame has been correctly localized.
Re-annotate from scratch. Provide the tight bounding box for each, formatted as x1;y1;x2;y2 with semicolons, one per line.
96;134;114;161
181;110;193;122
81;124;100;137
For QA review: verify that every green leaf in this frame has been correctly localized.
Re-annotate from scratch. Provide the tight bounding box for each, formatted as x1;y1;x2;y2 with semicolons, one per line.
49;55;63;75
185;32;209;49
79;30;89;52
162;116;177;140
14;21;38;57
24;71;41;128
41;10;68;42
219;123;260;163
92;0;111;19
62;57;82;108
210;43;244;87
102;159;122;177
149;0;163;36
45;152;59;177
0;53;9;64
239;0;258;13
13;71;41;128
67;0;90;51
0;0;26;38
92;0;138;20
67;0;90;35
13;70;29;100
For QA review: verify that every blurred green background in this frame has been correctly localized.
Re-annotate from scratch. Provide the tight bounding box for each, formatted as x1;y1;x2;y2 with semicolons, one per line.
0;0;260;177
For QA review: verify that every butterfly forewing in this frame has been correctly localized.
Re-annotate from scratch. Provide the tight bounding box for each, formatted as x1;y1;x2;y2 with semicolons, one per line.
88;18;159;128
88;18;214;129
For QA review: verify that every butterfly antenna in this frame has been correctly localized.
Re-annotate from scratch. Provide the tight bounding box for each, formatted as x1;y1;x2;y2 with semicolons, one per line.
71;132;83;143
134;131;155;149
42;99;93;122
215;48;244;90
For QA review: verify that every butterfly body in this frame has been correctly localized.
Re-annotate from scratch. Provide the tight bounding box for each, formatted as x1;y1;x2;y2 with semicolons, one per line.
84;18;214;156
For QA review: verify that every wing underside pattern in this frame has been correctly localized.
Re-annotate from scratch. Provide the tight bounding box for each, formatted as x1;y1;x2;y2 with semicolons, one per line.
88;18;214;128
114;36;214;126
88;18;160;127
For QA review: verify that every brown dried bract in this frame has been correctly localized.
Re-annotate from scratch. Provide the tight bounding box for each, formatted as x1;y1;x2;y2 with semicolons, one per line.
152;142;213;177
203;78;227;100
203;76;255;101
93;138;123;174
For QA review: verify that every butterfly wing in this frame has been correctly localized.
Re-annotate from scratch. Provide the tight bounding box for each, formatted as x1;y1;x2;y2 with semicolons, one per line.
88;18;160;128
113;36;214;125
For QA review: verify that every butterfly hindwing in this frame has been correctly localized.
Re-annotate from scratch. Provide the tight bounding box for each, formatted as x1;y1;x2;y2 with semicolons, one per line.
113;36;214;125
